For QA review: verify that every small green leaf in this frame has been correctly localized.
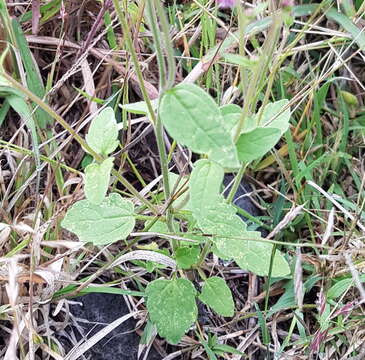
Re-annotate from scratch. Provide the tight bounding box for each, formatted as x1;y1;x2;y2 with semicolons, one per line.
257;99;290;134
85;107;119;156
189;159;224;212
146;278;198;344
236;127;281;162
61;193;135;245
175;246;200;269
159;84;239;167
199;277;234;317
327;275;365;299
84;157;114;204
222;53;258;67
121;98;159;116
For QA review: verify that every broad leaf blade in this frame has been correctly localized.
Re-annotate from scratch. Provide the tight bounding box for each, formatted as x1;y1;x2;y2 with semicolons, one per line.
258;99;290;134
235;239;290;277
146;278;197;344
159;84;239;167
236;127;281;162
84;157;114;204
189;159;224;213
175;246;200;269
61;193;135;245
199;277;234;317
86;107;119;156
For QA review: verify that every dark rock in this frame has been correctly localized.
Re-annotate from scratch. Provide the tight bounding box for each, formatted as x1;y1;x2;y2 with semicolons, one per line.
223;174;261;218
61;293;161;360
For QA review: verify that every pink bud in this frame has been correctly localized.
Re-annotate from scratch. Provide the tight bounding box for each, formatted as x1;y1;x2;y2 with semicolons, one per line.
217;0;236;9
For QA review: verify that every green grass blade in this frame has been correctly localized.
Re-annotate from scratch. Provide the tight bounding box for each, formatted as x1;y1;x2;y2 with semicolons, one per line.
11;18;52;129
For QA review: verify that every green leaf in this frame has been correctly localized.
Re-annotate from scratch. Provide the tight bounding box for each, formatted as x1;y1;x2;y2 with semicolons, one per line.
85;107;119;156
257;99;290;135
212;343;243;356
327;275;365;300
199;277;234;317
159;84;239;167
175;246;200;269
189;159;224;212
236;127;281;162
326;8;365;51
12;18;52;129
222;53;258;67
146;278;198;344
213;231;290;277
61;193;135;245
84;157;114;204
121;98;159;116
235;239;290;277
197;201;247;238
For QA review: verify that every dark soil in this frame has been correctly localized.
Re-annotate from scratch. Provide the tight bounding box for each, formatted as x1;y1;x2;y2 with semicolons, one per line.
60;293;161;360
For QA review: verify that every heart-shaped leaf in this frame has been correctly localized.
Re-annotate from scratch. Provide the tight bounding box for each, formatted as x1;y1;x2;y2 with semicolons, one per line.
159;84;239;167
146;278;198;344
84;157;114;204
86;107;119;156
61;193;135;245
199;277;234;317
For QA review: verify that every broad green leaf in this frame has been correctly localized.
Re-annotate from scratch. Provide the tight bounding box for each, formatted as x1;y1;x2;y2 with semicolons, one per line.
159;84;239;167
61;193;135;245
214;231;290;277
84;157;114;204
235;239;290;277
199;277;234;317
327;275;365;300
236;127;281;162
175;246;200;269
220;104;240;134
121;98;159;115
189;159;224;212
257;99;290;134
85;107;119;156
146;278;198;344
196;201;247;237
220;104;257;135
146;220;169;233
